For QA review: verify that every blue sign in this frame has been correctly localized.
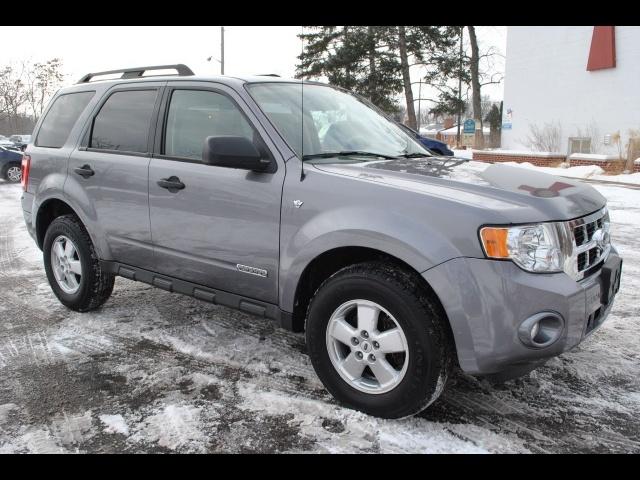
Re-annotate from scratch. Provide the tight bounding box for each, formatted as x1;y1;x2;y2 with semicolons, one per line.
502;122;512;130
463;119;475;134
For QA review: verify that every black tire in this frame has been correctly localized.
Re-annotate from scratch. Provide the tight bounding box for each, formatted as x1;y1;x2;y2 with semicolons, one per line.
305;261;453;419
2;162;22;183
43;214;115;312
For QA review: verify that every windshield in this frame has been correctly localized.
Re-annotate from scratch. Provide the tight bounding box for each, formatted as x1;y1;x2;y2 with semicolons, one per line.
247;83;430;160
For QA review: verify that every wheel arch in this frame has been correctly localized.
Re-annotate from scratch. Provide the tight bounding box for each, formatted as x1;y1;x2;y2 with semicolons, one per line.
287;246;456;355
35;198;78;249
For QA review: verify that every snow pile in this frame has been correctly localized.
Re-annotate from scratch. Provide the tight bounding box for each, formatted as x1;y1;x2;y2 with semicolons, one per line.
568;153;619;163
452;149;473;160
476;149;563;157
496;161;640;185
500;161;605;178
131;404;206;452
100;414;130;436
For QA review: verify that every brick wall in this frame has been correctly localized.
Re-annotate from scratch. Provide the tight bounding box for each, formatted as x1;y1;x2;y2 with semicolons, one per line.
472;151;640;174
569;154;629;174
472;151;566;167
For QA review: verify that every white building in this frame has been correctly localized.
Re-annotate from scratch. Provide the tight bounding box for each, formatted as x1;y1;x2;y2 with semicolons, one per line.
501;26;640;157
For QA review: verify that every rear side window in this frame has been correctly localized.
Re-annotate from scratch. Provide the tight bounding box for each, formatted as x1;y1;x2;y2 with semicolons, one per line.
90;90;157;153
36;91;95;148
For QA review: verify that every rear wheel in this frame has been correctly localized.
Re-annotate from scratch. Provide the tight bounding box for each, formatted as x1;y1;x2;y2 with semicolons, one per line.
305;262;452;418
2;163;21;183
43;215;115;312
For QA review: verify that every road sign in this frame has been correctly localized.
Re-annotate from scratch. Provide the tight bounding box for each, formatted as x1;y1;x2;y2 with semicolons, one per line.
463;119;475;134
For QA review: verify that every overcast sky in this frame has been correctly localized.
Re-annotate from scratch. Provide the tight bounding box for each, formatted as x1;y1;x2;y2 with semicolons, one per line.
2;26;506;103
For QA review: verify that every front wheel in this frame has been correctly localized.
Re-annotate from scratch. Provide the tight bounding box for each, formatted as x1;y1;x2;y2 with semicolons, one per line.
305;262;452;418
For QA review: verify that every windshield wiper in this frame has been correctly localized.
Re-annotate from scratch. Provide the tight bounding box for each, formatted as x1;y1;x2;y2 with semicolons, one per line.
302;151;397;161
396;152;432;158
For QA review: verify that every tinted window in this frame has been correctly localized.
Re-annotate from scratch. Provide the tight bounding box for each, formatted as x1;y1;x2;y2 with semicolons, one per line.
36;91;95;148
164;90;254;161
91;90;157;153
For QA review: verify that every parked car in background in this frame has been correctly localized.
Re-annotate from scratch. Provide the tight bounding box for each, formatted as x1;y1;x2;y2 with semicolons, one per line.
0;137;22;152
9;134;32;151
1;145;24;182
396;123;454;156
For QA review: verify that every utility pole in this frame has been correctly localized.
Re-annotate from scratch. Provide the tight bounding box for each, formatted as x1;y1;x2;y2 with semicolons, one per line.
456;26;464;148
417;80;422;131
220;26;225;75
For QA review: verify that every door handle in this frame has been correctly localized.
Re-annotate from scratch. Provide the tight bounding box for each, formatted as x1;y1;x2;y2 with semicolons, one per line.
74;164;95;178
157;176;185;193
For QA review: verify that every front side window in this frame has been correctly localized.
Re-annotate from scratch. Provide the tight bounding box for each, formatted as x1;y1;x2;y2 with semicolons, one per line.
247;82;429;160
90;90;157;153
36;91;95;148
164;89;255;161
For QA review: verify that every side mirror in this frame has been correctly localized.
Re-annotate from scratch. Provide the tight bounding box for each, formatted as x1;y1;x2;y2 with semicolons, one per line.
203;136;271;172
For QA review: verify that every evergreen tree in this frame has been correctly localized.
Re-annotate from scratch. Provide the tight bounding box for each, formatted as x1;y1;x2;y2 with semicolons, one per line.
296;26;402;113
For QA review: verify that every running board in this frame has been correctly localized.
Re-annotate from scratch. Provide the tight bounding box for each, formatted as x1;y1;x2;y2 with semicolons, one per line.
100;261;295;331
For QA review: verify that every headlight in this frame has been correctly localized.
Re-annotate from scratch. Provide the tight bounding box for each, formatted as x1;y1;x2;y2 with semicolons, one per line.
480;223;564;273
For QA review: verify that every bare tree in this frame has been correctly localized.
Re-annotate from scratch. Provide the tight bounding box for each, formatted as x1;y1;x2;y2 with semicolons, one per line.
467;26;484;149
524;121;562;152
397;26;416;129
627;129;640;172
24;58;64;119
0;64;28;132
0;58;63;134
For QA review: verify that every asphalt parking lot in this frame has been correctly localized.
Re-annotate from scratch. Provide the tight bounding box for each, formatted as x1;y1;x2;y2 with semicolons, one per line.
0;180;639;453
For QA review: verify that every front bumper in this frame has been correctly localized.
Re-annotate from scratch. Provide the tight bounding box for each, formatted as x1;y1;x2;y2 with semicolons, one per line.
423;248;621;376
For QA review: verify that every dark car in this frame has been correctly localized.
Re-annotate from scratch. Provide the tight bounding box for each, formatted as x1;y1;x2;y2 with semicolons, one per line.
396;123;454;156
1;145;24;182
9;135;32;151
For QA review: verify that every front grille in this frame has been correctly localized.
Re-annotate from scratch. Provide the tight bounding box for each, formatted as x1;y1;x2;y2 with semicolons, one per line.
568;207;610;280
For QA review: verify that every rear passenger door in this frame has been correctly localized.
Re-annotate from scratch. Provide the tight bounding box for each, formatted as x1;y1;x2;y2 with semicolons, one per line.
68;83;164;269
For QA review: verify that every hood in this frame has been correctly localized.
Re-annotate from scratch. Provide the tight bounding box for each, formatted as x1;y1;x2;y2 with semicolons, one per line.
311;157;606;223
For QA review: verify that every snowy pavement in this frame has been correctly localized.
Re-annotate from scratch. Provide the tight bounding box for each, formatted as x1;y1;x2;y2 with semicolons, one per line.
0;180;638;453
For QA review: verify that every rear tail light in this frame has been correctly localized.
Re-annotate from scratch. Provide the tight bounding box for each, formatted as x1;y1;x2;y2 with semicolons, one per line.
21;154;31;191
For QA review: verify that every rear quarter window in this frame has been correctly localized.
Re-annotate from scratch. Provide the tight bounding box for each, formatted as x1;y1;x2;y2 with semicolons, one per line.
89;89;158;154
35;91;95;148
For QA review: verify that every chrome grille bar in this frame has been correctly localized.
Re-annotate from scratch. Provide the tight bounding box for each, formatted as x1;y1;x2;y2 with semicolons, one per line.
562;207;610;281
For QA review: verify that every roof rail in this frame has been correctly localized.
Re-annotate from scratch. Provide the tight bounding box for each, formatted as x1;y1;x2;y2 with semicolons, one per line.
257;74;280;77
77;64;195;84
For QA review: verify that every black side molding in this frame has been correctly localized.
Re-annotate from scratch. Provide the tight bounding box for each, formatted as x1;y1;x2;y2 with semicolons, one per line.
101;261;294;330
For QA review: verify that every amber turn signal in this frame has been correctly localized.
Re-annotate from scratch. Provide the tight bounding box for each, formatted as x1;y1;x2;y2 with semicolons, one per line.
480;227;510;258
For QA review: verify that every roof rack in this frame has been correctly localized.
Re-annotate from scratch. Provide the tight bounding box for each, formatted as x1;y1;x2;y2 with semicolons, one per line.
77;64;195;84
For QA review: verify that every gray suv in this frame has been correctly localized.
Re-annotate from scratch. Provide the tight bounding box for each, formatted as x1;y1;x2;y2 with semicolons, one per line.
20;65;623;418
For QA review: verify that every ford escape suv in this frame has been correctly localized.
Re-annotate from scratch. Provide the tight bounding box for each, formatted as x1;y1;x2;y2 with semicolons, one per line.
20;65;622;419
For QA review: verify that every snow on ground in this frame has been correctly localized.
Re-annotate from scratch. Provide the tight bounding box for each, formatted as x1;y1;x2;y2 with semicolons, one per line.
452;149;474;160
496;161;640;185
0;178;639;453
450;150;640;185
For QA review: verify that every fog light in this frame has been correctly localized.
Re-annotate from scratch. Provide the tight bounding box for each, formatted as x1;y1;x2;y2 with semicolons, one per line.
518;312;564;348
